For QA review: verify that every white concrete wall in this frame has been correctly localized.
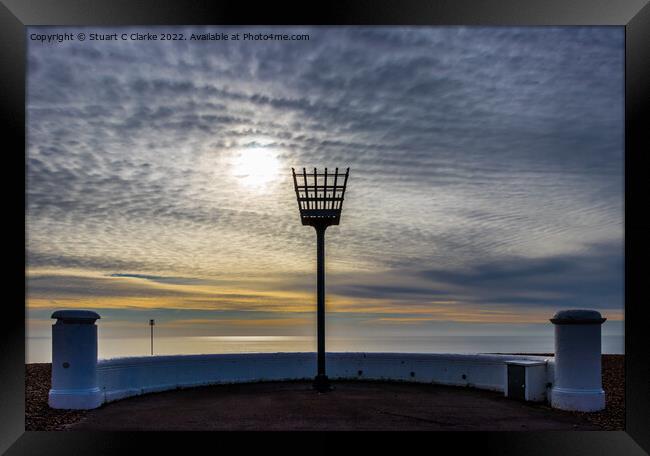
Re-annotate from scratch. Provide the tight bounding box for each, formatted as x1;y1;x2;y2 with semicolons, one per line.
96;352;550;405
51;308;611;412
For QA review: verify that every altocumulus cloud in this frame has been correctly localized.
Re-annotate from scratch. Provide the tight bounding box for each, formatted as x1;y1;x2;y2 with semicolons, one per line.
27;26;623;321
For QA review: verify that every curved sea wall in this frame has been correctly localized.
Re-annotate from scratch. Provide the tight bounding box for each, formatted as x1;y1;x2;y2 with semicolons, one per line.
48;309;607;412
96;352;553;403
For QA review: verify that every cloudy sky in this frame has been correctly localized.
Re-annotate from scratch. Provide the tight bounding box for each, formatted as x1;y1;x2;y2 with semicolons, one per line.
26;27;624;346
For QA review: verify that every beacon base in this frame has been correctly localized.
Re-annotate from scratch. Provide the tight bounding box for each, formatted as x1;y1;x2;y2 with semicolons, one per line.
313;374;333;393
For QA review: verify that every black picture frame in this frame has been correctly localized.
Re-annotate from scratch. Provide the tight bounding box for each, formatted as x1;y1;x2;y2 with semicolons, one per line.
2;0;648;453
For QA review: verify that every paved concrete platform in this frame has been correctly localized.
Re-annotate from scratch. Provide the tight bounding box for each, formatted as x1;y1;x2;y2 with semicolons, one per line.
69;381;600;431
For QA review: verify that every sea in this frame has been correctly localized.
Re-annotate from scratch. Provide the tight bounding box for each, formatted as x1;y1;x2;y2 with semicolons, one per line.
25;334;624;363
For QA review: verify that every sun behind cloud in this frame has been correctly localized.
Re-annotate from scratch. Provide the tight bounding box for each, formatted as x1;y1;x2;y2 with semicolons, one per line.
231;148;281;190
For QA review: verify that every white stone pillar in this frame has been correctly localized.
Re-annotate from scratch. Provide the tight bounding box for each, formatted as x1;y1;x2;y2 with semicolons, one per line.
550;309;606;412
48;310;103;409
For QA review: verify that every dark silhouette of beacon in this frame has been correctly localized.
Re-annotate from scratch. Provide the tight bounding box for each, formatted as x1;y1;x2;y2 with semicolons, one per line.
292;167;350;392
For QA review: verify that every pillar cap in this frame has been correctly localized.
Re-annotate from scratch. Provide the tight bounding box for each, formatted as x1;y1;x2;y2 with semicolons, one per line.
550;309;606;325
51;310;101;324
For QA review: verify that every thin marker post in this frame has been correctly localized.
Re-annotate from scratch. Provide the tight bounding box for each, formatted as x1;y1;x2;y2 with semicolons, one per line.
150;319;155;355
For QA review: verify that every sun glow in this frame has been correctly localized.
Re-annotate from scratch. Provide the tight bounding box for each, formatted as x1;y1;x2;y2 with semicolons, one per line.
231;148;281;189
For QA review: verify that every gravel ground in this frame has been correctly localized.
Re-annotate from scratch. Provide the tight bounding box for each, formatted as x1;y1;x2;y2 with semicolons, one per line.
566;355;624;430
25;364;87;431
25;354;624;431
